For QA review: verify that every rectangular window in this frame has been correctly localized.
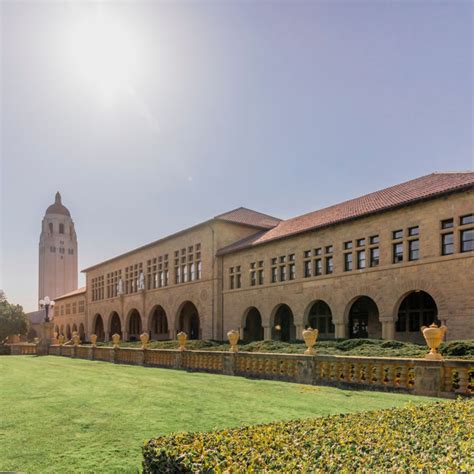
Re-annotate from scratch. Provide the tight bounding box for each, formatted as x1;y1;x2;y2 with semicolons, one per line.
250;270;256;286
325;245;333;254
279;255;286;263
344;253;352;272
460;214;474;226
370;247;380;267
344;241;352;250
408;226;419;236
441;218;454;229
236;273;241;289
304;260;311;277
303;250;311;258
441;233;454;255
230;274;235;290
370;235;379;245
393;229;403;240
393;243;403;263
357;250;366;269
258;269;264;285
356;238;366;247
408;239;419;261
314;248;322;256
315;259;322;276
289;253;295;262
325;256;333;274
289;262;296;280
271;266;278;283
461;229;474;253
280;265;287;282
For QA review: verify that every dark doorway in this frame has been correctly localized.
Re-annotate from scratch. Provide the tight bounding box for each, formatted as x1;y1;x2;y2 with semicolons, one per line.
178;302;200;339
272;305;295;342
349;296;380;339
244;308;264;342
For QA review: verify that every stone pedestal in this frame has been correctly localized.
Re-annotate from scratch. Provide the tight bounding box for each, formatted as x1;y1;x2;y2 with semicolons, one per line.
37;321;54;355
414;365;443;397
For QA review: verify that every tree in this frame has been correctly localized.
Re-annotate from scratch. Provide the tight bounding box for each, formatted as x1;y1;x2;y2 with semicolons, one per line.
0;291;28;343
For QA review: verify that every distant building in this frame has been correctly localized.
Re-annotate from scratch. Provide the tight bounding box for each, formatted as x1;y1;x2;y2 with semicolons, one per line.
38;192;78;305
51;172;473;343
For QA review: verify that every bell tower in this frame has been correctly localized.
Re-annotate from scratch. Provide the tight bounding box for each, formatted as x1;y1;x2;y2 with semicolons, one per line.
38;192;78;306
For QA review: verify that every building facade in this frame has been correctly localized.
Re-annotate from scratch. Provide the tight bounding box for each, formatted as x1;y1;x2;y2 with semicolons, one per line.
52;172;474;343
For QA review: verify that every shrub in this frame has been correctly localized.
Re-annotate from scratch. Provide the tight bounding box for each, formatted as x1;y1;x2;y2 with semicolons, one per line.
0;344;11;355
143;399;473;473
440;340;474;358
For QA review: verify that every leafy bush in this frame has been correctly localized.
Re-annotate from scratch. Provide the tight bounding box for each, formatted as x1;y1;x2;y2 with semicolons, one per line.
143;399;473;473
440;340;474;358
0;344;11;355
91;338;473;359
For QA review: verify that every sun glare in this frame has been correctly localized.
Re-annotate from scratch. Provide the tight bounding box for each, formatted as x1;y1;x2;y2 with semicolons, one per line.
67;13;139;100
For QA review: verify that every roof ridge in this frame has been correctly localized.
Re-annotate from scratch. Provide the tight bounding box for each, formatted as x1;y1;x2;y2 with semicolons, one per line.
217;171;474;255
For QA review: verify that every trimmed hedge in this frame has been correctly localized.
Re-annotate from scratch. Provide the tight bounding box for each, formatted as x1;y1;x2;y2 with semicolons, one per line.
143;399;473;473
0;344;11;355
96;338;474;359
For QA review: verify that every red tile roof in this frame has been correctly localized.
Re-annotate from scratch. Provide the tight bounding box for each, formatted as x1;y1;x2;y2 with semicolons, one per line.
217;172;474;255
54;287;86;301
215;207;281;229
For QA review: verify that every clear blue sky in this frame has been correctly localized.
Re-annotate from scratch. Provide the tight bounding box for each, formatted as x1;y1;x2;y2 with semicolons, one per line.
1;1;472;312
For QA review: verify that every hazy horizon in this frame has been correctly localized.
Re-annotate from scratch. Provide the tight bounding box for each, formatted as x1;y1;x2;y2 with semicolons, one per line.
1;1;472;312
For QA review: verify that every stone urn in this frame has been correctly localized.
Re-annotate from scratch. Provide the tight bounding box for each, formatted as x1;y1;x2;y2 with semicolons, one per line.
140;332;149;349
421;323;447;360
302;328;319;355
112;333;121;348
72;331;80;346
58;334;66;346
177;331;188;351
227;329;240;353
90;334;97;347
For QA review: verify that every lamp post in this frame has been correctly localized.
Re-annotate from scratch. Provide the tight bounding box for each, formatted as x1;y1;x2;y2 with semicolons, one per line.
39;296;55;322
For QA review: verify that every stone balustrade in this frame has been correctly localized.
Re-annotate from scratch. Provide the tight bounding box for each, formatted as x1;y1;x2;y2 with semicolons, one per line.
42;344;472;399
8;343;37;355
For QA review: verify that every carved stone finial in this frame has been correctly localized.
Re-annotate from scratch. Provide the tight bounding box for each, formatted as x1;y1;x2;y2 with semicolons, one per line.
227;329;239;352
421;323;447;360
177;332;188;351
302;328;319;355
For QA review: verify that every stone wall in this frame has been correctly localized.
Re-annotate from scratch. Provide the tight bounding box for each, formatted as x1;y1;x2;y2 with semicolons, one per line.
45;344;473;399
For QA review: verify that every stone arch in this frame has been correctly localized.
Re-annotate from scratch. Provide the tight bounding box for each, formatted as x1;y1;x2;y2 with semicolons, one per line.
109;311;122;340
242;307;264;342
391;280;448;320
270;304;296;342
346;296;381;339
394;290;439;344
149;305;169;340
60;324;64;336
54;325;59;334
126;309;142;342
66;324;72;340
72;323;78;334
176;301;200;340
341;287;384;324
79;323;85;341
304;300;335;339
92;314;105;342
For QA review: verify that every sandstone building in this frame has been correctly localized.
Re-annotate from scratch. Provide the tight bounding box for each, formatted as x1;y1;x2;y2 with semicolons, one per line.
51;172;474;343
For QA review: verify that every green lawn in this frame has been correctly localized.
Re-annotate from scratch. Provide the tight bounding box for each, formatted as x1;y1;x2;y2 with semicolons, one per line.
0;356;437;473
